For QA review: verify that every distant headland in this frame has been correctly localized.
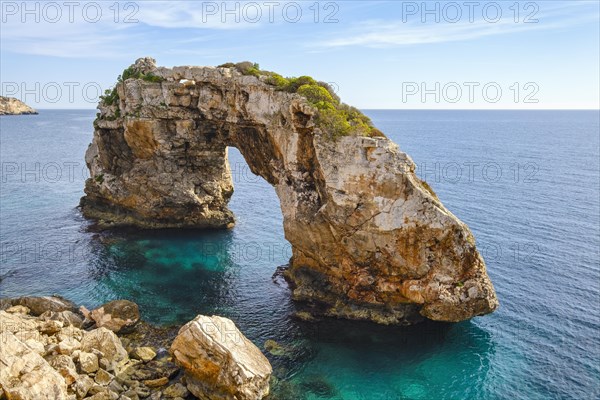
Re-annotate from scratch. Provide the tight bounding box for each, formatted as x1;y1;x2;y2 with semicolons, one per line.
0;96;38;115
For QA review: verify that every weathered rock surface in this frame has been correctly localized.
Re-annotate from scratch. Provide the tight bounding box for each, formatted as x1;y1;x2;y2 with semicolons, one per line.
171;315;272;400
80;328;129;366
130;346;156;362
0;297;276;399
40;309;84;328
79;351;100;373
0;330;69;399
0;96;38;115
84;300;141;333
3;295;78;316
81;57;498;324
0;298;185;400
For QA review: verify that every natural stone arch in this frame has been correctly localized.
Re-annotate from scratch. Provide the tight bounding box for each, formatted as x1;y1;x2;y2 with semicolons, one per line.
82;58;498;324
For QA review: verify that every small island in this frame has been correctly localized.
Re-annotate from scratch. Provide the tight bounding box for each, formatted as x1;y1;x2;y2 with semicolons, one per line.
0;96;38;115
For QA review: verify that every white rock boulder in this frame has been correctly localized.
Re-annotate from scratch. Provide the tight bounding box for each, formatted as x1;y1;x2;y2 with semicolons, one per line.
0;331;68;399
80;327;128;365
171;315;272;400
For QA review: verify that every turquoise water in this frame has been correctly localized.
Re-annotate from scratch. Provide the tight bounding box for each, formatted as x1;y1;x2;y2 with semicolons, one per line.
1;110;598;399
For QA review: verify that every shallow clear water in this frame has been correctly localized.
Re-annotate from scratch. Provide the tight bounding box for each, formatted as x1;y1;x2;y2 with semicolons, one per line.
1;110;598;399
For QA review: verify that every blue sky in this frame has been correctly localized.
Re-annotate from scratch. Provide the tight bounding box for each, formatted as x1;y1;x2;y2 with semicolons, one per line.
1;0;598;109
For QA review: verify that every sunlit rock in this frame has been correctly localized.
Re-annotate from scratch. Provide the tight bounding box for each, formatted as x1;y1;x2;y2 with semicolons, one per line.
81;57;498;324
0;96;37;115
171;314;272;399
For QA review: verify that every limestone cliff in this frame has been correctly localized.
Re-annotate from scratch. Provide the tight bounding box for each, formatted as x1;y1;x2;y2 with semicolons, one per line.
81;58;498;324
0;96;38;115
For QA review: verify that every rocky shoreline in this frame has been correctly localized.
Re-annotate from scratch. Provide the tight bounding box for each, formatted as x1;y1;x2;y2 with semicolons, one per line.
0;96;38;115
0;296;272;400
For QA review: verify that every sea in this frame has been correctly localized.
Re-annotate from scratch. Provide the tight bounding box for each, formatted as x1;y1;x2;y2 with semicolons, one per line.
1;109;598;399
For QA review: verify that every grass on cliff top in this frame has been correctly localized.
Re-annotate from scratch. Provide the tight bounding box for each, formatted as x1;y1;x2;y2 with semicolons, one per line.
219;61;385;139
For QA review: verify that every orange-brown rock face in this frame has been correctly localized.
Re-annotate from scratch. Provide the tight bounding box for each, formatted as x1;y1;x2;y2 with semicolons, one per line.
81;58;498;324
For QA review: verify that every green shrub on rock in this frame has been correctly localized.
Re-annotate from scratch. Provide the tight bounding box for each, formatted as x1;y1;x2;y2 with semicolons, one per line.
120;67;164;83
316;108;352;138
265;73;289;88
273;74;382;139
317;81;341;103
232;61;261;77
284;76;317;92
100;88;119;106
297;84;335;105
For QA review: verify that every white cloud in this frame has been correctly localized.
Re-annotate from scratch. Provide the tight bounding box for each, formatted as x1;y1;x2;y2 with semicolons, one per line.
0;1;266;58
318;1;599;48
1;1;597;58
134;1;266;30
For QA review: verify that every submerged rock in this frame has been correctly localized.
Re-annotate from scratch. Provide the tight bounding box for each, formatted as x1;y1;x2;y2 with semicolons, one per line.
171;314;272;399
80;57;498;324
264;339;289;358
0;96;37;115
300;375;338;398
267;378;307;400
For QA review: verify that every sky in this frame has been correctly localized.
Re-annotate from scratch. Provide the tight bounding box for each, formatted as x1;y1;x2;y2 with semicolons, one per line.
1;0;599;109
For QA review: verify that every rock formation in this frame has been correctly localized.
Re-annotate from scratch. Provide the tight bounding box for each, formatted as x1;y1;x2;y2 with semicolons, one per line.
81;299;141;333
0;96;38;115
171;315;272;400
0;296;269;400
2;295;78;316
81;57;498;324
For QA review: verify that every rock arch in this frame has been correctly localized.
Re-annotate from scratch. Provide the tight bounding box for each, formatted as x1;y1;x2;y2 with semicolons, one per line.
82;58;498;324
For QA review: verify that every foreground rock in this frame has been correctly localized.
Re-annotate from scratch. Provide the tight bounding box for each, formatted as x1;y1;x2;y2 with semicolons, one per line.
0;296;272;400
82;299;140;333
0;298;153;399
0;308;136;400
171;315;272;400
81;57;498;324
0;96;38;115
0;331;69;399
1;295;77;316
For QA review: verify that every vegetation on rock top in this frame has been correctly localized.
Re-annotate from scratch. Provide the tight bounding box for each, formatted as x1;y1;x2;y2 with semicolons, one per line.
120;66;164;83
100;61;385;139
220;61;385;139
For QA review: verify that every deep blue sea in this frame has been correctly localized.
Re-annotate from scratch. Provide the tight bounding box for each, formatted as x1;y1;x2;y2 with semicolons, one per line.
1;110;598;399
